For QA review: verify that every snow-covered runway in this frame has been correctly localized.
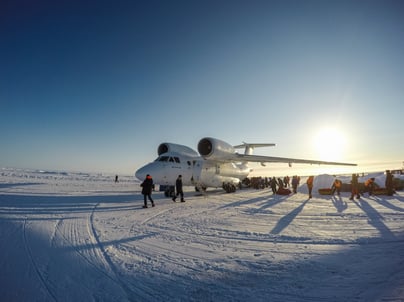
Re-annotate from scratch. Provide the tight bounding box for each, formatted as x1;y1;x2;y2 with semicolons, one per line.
1;169;403;301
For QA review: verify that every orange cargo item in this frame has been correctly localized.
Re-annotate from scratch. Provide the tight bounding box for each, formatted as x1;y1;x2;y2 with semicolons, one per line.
318;188;333;195
373;188;388;195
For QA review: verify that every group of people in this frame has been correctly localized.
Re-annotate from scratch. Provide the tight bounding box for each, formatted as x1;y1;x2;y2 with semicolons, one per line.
351;175;377;199
140;170;396;208
253;171;396;200
333;170;395;200
140;174;185;208
246;175;302;195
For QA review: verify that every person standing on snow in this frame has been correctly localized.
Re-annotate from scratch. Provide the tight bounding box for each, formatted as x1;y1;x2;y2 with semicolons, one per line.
172;175;185;202
141;174;155;208
364;177;375;196
283;176;290;188
291;175;299;194
306;176;314;198
270;177;278;194
349;173;360;200
331;178;342;196
385;170;394;196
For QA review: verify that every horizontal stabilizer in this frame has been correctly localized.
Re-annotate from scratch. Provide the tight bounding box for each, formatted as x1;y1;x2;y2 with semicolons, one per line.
234;142;276;155
233;142;276;149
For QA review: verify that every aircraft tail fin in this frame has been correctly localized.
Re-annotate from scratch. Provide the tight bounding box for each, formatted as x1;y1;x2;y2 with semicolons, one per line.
233;142;276;155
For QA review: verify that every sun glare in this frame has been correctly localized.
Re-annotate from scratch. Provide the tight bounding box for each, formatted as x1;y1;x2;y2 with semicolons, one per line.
313;128;347;161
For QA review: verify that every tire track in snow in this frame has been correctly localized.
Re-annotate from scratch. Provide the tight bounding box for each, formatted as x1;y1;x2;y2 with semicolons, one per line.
54;218;121;285
138;206;178;226
22;219;57;302
50;218;63;248
89;202;158;301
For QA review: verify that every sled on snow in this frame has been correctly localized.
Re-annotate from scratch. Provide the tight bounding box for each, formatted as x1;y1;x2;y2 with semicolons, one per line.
276;188;291;195
318;188;333;195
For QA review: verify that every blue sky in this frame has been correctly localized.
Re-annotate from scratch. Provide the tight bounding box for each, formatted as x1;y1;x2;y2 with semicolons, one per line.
1;0;403;175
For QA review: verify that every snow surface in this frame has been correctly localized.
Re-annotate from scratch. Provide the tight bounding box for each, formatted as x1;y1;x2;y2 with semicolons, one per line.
1;168;403;302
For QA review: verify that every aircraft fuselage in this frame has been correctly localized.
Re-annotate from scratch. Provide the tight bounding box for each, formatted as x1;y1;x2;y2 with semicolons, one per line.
135;152;249;191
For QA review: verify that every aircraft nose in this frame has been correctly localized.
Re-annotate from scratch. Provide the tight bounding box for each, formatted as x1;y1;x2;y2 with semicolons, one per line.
135;163;158;181
135;166;147;181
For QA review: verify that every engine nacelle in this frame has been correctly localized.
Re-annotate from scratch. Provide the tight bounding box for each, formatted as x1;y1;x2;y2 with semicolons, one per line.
158;143;199;157
197;137;235;160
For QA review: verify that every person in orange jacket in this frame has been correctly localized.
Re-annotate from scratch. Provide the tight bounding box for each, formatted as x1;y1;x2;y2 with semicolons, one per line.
364;177;375;196
331;178;342;196
306;176;314;198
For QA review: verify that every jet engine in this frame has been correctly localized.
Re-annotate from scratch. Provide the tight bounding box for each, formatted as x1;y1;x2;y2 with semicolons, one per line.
197;137;235;160
158;143;199;157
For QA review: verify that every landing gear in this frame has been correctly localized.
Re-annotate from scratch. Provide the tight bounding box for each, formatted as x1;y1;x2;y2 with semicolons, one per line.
223;183;237;193
163;186;175;198
195;185;207;192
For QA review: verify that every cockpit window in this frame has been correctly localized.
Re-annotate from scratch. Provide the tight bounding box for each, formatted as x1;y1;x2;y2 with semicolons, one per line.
156;156;169;162
154;156;181;163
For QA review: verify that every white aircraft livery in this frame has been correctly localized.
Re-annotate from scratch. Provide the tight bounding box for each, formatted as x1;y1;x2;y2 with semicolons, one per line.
135;137;357;194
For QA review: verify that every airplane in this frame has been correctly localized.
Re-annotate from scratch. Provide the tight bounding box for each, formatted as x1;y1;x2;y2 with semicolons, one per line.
135;137;357;195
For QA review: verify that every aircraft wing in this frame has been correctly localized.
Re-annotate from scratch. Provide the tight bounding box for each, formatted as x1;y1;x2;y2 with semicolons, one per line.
234;154;357;166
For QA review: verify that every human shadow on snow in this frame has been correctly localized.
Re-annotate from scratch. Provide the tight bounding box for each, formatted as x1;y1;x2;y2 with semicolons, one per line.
370;195;404;212
270;199;310;235
0;193;149;216
351;198;396;240
331;195;348;213
218;192;289;211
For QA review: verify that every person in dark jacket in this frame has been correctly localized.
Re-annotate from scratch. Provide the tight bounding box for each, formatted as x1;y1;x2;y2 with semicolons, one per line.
141;174;155;208
385;170;394;196
172;175;185;202
291;175;299;194
270;177;278;194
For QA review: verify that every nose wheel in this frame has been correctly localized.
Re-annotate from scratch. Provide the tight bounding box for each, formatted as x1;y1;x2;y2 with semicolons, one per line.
194;185;207;192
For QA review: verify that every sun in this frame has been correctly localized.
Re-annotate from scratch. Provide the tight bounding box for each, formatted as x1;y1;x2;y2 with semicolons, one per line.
312;128;347;161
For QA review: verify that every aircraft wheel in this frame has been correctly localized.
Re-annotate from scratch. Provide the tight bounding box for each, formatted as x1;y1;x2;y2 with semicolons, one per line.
223;183;236;193
195;186;207;192
165;188;175;198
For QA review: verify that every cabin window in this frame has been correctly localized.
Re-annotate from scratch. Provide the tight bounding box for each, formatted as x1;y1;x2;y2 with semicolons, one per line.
187;161;191;166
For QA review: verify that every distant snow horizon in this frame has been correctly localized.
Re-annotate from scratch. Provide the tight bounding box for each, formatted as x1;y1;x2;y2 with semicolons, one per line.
2;164;404;181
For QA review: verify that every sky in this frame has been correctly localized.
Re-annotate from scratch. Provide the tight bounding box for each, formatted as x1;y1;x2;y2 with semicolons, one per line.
1;0;403;176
